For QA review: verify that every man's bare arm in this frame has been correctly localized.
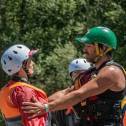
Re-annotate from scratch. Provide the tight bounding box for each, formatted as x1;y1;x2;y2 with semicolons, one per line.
48;86;74;102
22;66;125;116
48;66;125;111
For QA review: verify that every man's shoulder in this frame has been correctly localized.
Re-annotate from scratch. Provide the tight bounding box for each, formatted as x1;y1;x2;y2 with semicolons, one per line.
99;64;123;75
98;64;125;86
101;62;126;91
99;61;125;75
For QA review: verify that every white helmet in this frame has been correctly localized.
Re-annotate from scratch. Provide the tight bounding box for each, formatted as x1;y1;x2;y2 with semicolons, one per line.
1;44;37;76
68;58;91;74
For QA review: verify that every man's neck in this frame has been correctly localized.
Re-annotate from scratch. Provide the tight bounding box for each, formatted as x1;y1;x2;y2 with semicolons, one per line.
95;56;111;69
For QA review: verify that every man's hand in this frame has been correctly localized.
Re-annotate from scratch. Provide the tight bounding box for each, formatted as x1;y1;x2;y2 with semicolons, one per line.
22;98;47;119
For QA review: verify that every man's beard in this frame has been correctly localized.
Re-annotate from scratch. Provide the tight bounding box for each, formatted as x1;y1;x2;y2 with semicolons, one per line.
84;54;95;63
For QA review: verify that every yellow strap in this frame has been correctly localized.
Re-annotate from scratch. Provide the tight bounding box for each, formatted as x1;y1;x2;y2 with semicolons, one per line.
122;67;126;76
121;68;126;109
121;97;126;109
9;82;47;99
74;77;86;106
104;47;112;54
95;43;100;56
95;43;112;57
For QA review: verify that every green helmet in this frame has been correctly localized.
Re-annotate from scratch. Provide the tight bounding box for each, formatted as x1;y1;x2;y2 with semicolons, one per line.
75;26;117;49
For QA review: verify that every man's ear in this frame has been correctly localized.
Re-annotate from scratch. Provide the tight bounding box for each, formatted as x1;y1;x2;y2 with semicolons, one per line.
103;46;108;52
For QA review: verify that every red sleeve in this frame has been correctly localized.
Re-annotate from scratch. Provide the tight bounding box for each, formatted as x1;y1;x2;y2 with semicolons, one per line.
11;86;34;106
11;86;47;126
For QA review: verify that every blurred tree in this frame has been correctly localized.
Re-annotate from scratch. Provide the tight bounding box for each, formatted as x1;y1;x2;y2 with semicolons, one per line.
0;0;126;125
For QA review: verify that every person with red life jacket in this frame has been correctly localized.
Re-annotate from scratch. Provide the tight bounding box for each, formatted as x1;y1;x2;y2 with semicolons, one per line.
22;26;126;125
0;44;49;126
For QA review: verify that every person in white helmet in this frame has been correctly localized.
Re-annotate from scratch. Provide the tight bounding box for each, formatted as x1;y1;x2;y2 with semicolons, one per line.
49;58;91;102
68;58;91;81
0;44;49;126
45;58;91;126
67;58;92;126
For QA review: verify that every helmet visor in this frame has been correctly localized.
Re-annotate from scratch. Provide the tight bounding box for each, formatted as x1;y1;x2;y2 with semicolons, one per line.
29;49;39;57
75;36;91;44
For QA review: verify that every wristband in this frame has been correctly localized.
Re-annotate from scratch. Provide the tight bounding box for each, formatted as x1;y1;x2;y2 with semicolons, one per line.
44;104;49;112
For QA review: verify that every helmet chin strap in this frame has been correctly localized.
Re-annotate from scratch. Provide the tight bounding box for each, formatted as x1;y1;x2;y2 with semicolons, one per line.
15;65;29;82
94;43;112;63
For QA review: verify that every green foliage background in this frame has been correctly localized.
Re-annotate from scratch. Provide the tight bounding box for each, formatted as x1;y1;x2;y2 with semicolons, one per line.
0;0;126;125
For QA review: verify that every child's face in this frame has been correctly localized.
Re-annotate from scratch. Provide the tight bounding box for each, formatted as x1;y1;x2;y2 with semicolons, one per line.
71;70;85;81
26;59;35;76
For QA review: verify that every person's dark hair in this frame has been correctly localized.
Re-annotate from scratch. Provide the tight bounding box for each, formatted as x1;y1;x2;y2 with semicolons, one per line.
98;43;113;57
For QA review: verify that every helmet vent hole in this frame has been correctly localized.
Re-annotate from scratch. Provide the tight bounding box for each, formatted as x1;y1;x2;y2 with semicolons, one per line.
13;50;18;54
83;60;86;63
17;46;22;49
8;69;12;72
8;56;12;60
3;60;6;65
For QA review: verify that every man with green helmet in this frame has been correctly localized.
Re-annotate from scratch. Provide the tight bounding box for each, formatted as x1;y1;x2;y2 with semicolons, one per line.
76;26;117;61
22;26;126;125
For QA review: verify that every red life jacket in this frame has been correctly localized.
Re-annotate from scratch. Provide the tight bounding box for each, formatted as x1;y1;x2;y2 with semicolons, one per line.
0;81;48;123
